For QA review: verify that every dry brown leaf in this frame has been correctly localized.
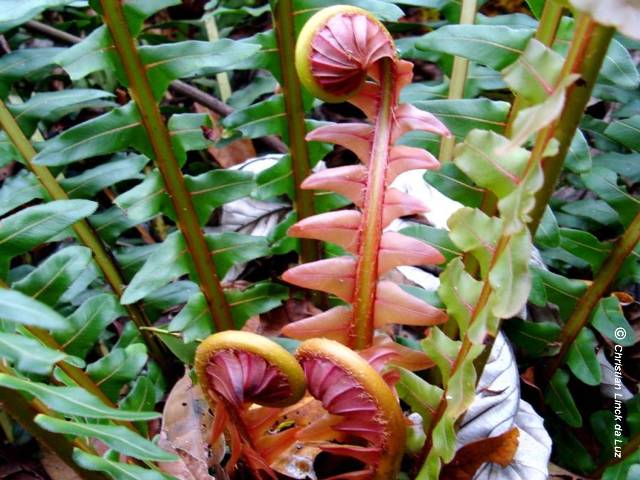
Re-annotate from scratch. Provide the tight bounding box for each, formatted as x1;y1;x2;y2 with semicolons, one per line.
269;396;331;479
157;372;224;480
442;427;520;480
194;104;256;168
613;291;634;305
40;449;82;480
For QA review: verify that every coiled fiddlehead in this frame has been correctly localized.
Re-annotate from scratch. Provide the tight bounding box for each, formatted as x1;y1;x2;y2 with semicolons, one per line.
295;338;406;479
195;331;306;478
195;332;410;479
283;5;451;350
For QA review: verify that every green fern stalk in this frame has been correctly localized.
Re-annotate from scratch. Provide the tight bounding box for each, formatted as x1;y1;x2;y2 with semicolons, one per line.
527;15;615;234
546;210;640;379
438;0;478;163
272;0;320;264
99;0;235;332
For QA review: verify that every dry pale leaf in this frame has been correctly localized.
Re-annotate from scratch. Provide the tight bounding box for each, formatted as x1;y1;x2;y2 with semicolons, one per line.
568;0;640;40
157;373;223;480
458;333;552;480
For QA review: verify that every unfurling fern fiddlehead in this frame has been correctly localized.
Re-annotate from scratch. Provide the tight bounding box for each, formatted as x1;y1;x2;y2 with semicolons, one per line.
281;6;451;350
195;331;406;479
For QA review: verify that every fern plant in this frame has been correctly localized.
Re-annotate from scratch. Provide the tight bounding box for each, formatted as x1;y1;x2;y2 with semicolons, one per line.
1;0;640;479
282;5;450;349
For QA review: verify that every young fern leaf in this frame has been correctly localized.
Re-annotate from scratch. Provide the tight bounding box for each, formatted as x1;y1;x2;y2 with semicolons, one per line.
195;331;407;479
295;338;406;480
282;6;450;349
195;331;306;478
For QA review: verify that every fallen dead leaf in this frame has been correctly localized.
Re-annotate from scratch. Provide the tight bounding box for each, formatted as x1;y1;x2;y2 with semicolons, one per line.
613;291;634;305
442;427;520;480
269;396;333;479
157;372;224;480
40;449;83;480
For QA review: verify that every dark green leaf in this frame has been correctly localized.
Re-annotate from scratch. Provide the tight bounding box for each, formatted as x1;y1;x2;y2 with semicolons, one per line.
119;377;156;436
565;130;592;174
545;370;582;427
0;200;97;260
122;231;268;304
0;0;77;33
414;99;510;139
227;282;288;326
566;328;601;386
34;103;145;167
228;75;278;109
599;39;640;90
582;166;639;227
91;207;138;245
87;344;148;401
0;170;44;217
0;289;68;330
120;232;189;305
170;281;288;340
561;199;620;227
591;296;636;347
400;81;449;103
223;95;286;138
60;155;149;199
115;171;164;224
206;232;269;278
185;170;255;224
551;428;596;474
416;25;534;70
140;40;260;99
504;319;561;357
0;48;66;97
525;0;545;17
532;267;587;319
423;163;484;208
593;152;640;183
12;246;92;306
53;294;125;359
36;415;177;462
73;449;179;480
558;228;611;272
0;333;78;375
154;329;198;365
8;89;115;136
605;115;640;151
0;374;160;420
535;206;560;248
